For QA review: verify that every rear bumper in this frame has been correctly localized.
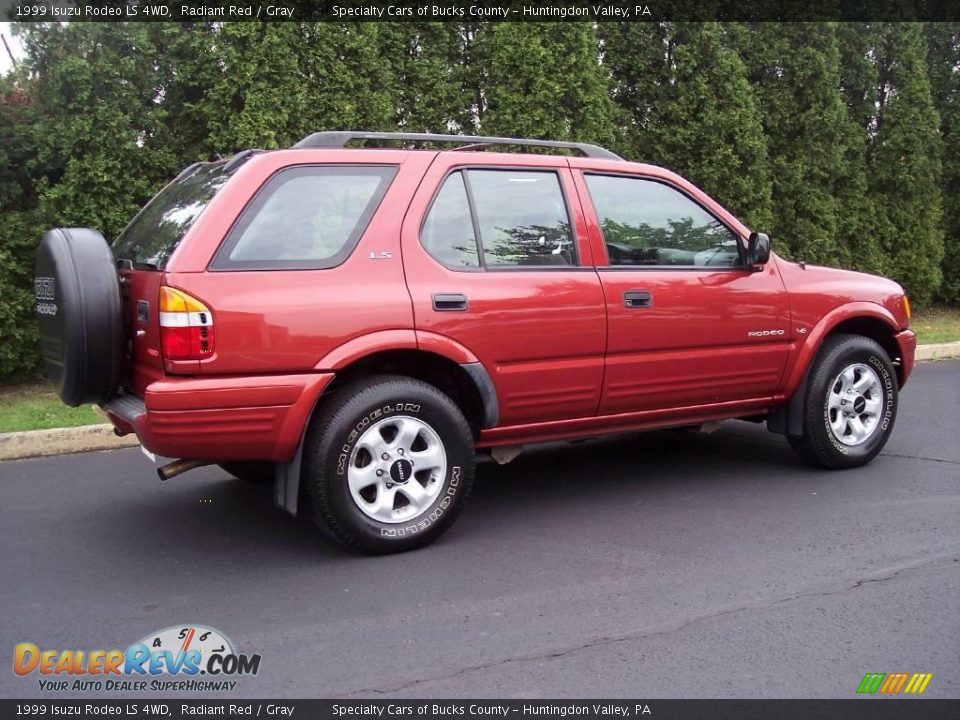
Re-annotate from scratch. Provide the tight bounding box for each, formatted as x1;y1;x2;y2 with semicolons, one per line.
895;329;917;388
103;372;335;462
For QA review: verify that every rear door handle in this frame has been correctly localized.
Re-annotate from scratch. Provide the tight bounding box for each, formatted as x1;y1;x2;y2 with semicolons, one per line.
432;293;468;312
623;290;653;308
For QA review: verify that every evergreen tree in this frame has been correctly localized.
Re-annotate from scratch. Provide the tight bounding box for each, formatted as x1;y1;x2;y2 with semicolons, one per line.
147;22;226;166
204;23;308;151
298;23;397;136
0;72;44;380
925;23;960;302
605;22;772;229
732;23;876;270
836;23;880;134
21;23;178;237
482;23;617;146
867;23;944;304
378;23;472;133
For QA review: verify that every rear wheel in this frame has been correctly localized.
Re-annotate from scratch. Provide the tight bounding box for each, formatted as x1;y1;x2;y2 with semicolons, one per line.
303;375;475;554
788;334;898;469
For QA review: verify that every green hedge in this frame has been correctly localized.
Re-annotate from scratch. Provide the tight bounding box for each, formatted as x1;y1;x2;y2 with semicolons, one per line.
1;21;957;383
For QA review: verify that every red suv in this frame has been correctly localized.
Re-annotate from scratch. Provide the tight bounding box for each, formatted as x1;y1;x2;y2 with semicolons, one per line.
35;132;916;553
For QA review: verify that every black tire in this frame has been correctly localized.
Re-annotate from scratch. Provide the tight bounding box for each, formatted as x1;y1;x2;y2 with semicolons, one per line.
218;462;275;485
34;228;124;406
303;375;475;554
788;334;898;469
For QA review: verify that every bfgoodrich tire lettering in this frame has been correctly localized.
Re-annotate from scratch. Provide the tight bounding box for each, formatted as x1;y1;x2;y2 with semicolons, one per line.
303;375;475;554
788;333;898;469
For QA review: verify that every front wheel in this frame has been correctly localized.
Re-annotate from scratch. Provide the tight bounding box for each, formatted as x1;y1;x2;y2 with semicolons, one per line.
788;334;898;469
303;375;475;554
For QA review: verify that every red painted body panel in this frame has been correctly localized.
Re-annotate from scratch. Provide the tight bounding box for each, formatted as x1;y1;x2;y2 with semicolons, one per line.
132;372;334;461
400;153;607;425
105;147;917;461
895;330;917;386
569;166;792;413
775;259;912;395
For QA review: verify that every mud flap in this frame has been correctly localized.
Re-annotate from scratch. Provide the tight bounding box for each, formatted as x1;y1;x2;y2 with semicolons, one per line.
767;372;809;438
274;427;307;516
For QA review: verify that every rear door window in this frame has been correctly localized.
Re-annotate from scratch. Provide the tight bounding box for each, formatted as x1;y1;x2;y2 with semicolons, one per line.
211;165;397;271
420;172;481;269
420;169;576;269
467;170;575;267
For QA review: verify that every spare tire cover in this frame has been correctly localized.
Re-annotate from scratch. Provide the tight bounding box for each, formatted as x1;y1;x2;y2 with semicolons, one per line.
35;228;124;406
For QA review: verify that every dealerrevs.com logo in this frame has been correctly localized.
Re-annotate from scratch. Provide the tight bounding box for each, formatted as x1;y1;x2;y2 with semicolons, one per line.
13;624;261;693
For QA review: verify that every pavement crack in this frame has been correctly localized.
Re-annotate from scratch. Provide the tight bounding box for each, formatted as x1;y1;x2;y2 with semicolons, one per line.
340;553;960;697
879;451;960;465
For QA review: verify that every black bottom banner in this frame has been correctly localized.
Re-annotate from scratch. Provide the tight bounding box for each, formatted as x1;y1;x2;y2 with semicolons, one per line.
3;699;959;720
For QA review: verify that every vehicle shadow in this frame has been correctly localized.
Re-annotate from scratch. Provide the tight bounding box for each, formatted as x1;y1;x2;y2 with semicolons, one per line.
78;420;812;568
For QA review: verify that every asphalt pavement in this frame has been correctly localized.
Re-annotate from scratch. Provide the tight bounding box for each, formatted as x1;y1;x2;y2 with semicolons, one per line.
1;361;958;699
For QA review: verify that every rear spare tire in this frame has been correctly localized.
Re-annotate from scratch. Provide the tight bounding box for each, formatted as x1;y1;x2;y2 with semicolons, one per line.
34;228;124;406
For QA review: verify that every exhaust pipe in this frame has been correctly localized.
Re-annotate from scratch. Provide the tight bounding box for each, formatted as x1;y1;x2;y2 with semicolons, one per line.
157;458;212;481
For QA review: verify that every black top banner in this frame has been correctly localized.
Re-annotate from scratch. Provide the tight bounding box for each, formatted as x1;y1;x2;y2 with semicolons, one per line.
4;0;960;22
3;700;960;720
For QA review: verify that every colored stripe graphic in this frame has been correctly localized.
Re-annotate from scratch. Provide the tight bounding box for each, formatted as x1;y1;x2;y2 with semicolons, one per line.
857;673;885;693
904;673;934;694
857;672;933;694
880;673;909;693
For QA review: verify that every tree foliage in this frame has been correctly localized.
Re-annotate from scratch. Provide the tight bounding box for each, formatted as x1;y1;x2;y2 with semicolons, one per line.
866;23;944;304
925;22;960;302
605;22;772;229
0;21;957;382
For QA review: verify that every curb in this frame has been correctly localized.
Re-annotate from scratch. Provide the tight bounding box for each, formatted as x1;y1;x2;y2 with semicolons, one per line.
0;424;139;462
914;340;960;362
1;343;958;462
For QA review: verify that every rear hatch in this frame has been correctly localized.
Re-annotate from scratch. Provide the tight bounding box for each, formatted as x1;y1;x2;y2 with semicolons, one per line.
111;161;230;396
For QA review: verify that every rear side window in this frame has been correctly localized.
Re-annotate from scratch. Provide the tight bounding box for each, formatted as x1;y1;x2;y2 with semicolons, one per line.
211;165;396;270
113;162;230;269
420;169;575;269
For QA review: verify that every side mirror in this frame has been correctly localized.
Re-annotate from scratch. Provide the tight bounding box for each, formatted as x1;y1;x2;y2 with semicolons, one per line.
746;232;771;269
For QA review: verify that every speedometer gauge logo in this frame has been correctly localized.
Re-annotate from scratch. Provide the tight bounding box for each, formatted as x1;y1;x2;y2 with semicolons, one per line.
135;625;234;671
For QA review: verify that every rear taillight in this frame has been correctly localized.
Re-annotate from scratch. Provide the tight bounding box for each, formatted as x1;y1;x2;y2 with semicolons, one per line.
158;286;215;361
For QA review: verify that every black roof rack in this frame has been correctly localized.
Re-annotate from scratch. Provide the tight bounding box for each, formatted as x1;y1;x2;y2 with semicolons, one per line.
292;131;623;161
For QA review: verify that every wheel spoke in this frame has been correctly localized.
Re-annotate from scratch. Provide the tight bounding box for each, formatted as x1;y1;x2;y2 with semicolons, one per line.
830;412;847;436
370;485;398;521
347;463;377;493
840;367;857;392
862;396;882;415
392;417;421;451
399;479;430;507
852;372;876;394
410;445;444;470
827;392;844;411
358;437;387;460
848;415;867;442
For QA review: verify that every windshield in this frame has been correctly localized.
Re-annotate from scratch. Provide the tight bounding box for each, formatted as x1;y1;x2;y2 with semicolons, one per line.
112;161;230;269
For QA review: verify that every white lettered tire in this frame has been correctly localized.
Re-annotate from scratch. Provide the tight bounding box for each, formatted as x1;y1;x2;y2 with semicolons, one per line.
303;375;475;553
788;334;898;469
